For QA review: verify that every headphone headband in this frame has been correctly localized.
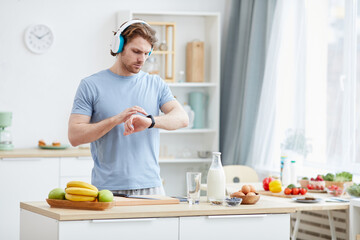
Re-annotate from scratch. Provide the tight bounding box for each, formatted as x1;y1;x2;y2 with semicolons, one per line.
115;20;150;38
111;19;152;55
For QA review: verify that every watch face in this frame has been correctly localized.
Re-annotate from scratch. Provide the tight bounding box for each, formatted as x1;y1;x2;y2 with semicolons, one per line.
24;24;54;54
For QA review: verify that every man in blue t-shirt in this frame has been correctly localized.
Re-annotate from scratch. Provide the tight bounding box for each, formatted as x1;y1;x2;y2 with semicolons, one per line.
68;20;189;195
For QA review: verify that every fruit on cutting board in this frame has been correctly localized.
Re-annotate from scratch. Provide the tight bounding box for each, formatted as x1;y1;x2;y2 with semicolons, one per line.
66;181;98;192
98;189;114;202
262;177;274;191
47;181;114;202
269;179;282;193
65;187;98;197
65;193;96;202
65;181;99;202
48;188;66;200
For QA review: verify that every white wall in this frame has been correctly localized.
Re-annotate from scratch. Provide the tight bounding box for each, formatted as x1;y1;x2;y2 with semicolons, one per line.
0;0;229;148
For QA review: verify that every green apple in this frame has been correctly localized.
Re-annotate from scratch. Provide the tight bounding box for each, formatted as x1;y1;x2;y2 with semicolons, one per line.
48;188;66;200
98;189;114;202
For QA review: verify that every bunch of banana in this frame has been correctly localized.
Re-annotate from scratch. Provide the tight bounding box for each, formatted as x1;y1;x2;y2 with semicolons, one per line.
65;181;98;202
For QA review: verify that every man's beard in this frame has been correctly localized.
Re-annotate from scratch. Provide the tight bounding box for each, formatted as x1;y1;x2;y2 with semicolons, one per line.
122;59;142;74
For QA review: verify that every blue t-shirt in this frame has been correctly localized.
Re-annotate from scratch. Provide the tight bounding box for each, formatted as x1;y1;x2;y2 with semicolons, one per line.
71;69;174;190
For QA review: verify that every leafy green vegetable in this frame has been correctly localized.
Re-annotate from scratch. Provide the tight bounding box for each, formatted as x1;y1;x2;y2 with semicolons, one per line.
302;177;309;180
347;183;360;197
322;173;335;181
287;184;296;189
334;172;353;182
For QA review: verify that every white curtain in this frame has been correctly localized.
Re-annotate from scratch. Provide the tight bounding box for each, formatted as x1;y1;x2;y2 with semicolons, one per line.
247;0;307;172
248;0;359;176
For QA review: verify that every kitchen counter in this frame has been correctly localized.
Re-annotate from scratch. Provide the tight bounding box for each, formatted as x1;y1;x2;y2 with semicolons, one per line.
20;197;296;221
20;194;349;221
0;148;91;158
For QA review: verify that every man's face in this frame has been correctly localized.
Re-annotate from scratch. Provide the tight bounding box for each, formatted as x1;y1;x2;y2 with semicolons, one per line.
120;36;152;75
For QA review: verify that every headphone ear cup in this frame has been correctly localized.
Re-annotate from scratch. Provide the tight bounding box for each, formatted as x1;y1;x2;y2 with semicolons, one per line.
118;35;125;53
111;35;120;54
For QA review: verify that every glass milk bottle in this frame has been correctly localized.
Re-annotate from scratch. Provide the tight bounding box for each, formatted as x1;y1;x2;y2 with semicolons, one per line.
282;157;291;187
207;152;226;203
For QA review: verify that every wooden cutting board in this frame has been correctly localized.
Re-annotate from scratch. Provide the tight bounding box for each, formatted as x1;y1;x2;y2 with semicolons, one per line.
115;195;180;206
258;190;312;198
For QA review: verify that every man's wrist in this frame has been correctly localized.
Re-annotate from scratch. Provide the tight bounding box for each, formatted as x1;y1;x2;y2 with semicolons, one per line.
146;115;155;128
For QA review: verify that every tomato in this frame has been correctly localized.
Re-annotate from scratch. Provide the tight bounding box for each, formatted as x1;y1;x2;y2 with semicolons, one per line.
284;188;292;195
320;185;324;190
307;184;314;190
300;188;307;195
292;188;299;195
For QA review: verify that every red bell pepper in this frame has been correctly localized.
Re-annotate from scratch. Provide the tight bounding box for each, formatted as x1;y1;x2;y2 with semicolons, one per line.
262;177;274;191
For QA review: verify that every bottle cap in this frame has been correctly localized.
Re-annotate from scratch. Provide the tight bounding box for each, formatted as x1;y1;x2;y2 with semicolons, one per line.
212;152;221;156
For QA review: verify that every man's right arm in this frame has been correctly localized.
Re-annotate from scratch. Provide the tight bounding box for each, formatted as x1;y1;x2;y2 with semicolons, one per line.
68;106;148;146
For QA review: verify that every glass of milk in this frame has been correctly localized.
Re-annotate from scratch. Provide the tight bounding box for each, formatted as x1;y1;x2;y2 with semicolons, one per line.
186;172;202;204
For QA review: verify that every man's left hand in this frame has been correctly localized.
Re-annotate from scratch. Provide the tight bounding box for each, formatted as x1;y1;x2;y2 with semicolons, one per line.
123;115;152;136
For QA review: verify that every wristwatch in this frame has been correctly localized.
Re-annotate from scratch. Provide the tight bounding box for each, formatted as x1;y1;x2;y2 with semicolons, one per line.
146;115;155;129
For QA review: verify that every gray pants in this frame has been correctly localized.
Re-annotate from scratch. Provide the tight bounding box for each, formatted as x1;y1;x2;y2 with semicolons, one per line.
111;185;166;196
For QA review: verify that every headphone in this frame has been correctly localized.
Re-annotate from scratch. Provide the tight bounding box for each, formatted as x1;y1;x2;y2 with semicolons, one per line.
111;19;152;56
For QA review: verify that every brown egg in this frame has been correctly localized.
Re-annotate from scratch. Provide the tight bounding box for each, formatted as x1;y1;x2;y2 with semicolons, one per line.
231;191;245;198
249;185;256;192
241;185;251;195
238;191;245;196
247;192;256;196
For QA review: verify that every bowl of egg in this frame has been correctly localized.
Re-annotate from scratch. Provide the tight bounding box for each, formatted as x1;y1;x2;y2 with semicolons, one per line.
230;184;260;205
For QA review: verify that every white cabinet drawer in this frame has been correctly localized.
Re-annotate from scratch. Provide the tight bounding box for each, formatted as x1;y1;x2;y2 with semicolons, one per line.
60;157;93;177
58;217;179;240
179;214;290;240
1;158;59;240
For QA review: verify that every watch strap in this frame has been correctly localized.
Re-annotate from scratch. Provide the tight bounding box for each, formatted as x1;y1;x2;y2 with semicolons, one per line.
146;115;155;129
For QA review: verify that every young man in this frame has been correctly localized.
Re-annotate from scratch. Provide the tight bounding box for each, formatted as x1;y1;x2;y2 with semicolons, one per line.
68;20;188;195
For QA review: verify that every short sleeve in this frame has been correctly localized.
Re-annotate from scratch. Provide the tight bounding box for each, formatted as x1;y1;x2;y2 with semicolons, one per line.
158;78;175;109
71;79;95;116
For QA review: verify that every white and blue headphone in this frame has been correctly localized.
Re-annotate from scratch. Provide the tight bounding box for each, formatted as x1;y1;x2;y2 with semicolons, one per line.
111;19;152;56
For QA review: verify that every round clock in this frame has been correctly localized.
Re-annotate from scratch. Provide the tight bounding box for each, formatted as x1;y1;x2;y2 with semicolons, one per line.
24;24;54;54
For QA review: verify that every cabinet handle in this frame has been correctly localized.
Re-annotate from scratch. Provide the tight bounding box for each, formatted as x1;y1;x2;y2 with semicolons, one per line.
91;218;158;223
207;214;267;219
0;158;41;161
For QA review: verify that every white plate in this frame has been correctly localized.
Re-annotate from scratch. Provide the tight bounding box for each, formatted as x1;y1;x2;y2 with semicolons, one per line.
292;197;322;203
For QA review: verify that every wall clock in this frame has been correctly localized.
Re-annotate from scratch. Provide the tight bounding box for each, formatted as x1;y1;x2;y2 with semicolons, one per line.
24;24;54;54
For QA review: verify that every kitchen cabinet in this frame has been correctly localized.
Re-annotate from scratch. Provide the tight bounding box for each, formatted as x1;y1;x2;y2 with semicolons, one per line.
0;152;93;240
20;200;292;240
179;214;290;240
59;156;93;189
0;157;59;240
21;209;179;240
118;11;220;194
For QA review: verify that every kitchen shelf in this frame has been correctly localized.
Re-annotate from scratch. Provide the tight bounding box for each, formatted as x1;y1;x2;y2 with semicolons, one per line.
159;158;211;163
160;129;216;134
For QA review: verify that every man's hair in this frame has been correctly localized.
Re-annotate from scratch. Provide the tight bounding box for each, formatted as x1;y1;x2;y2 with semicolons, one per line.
110;20;157;56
